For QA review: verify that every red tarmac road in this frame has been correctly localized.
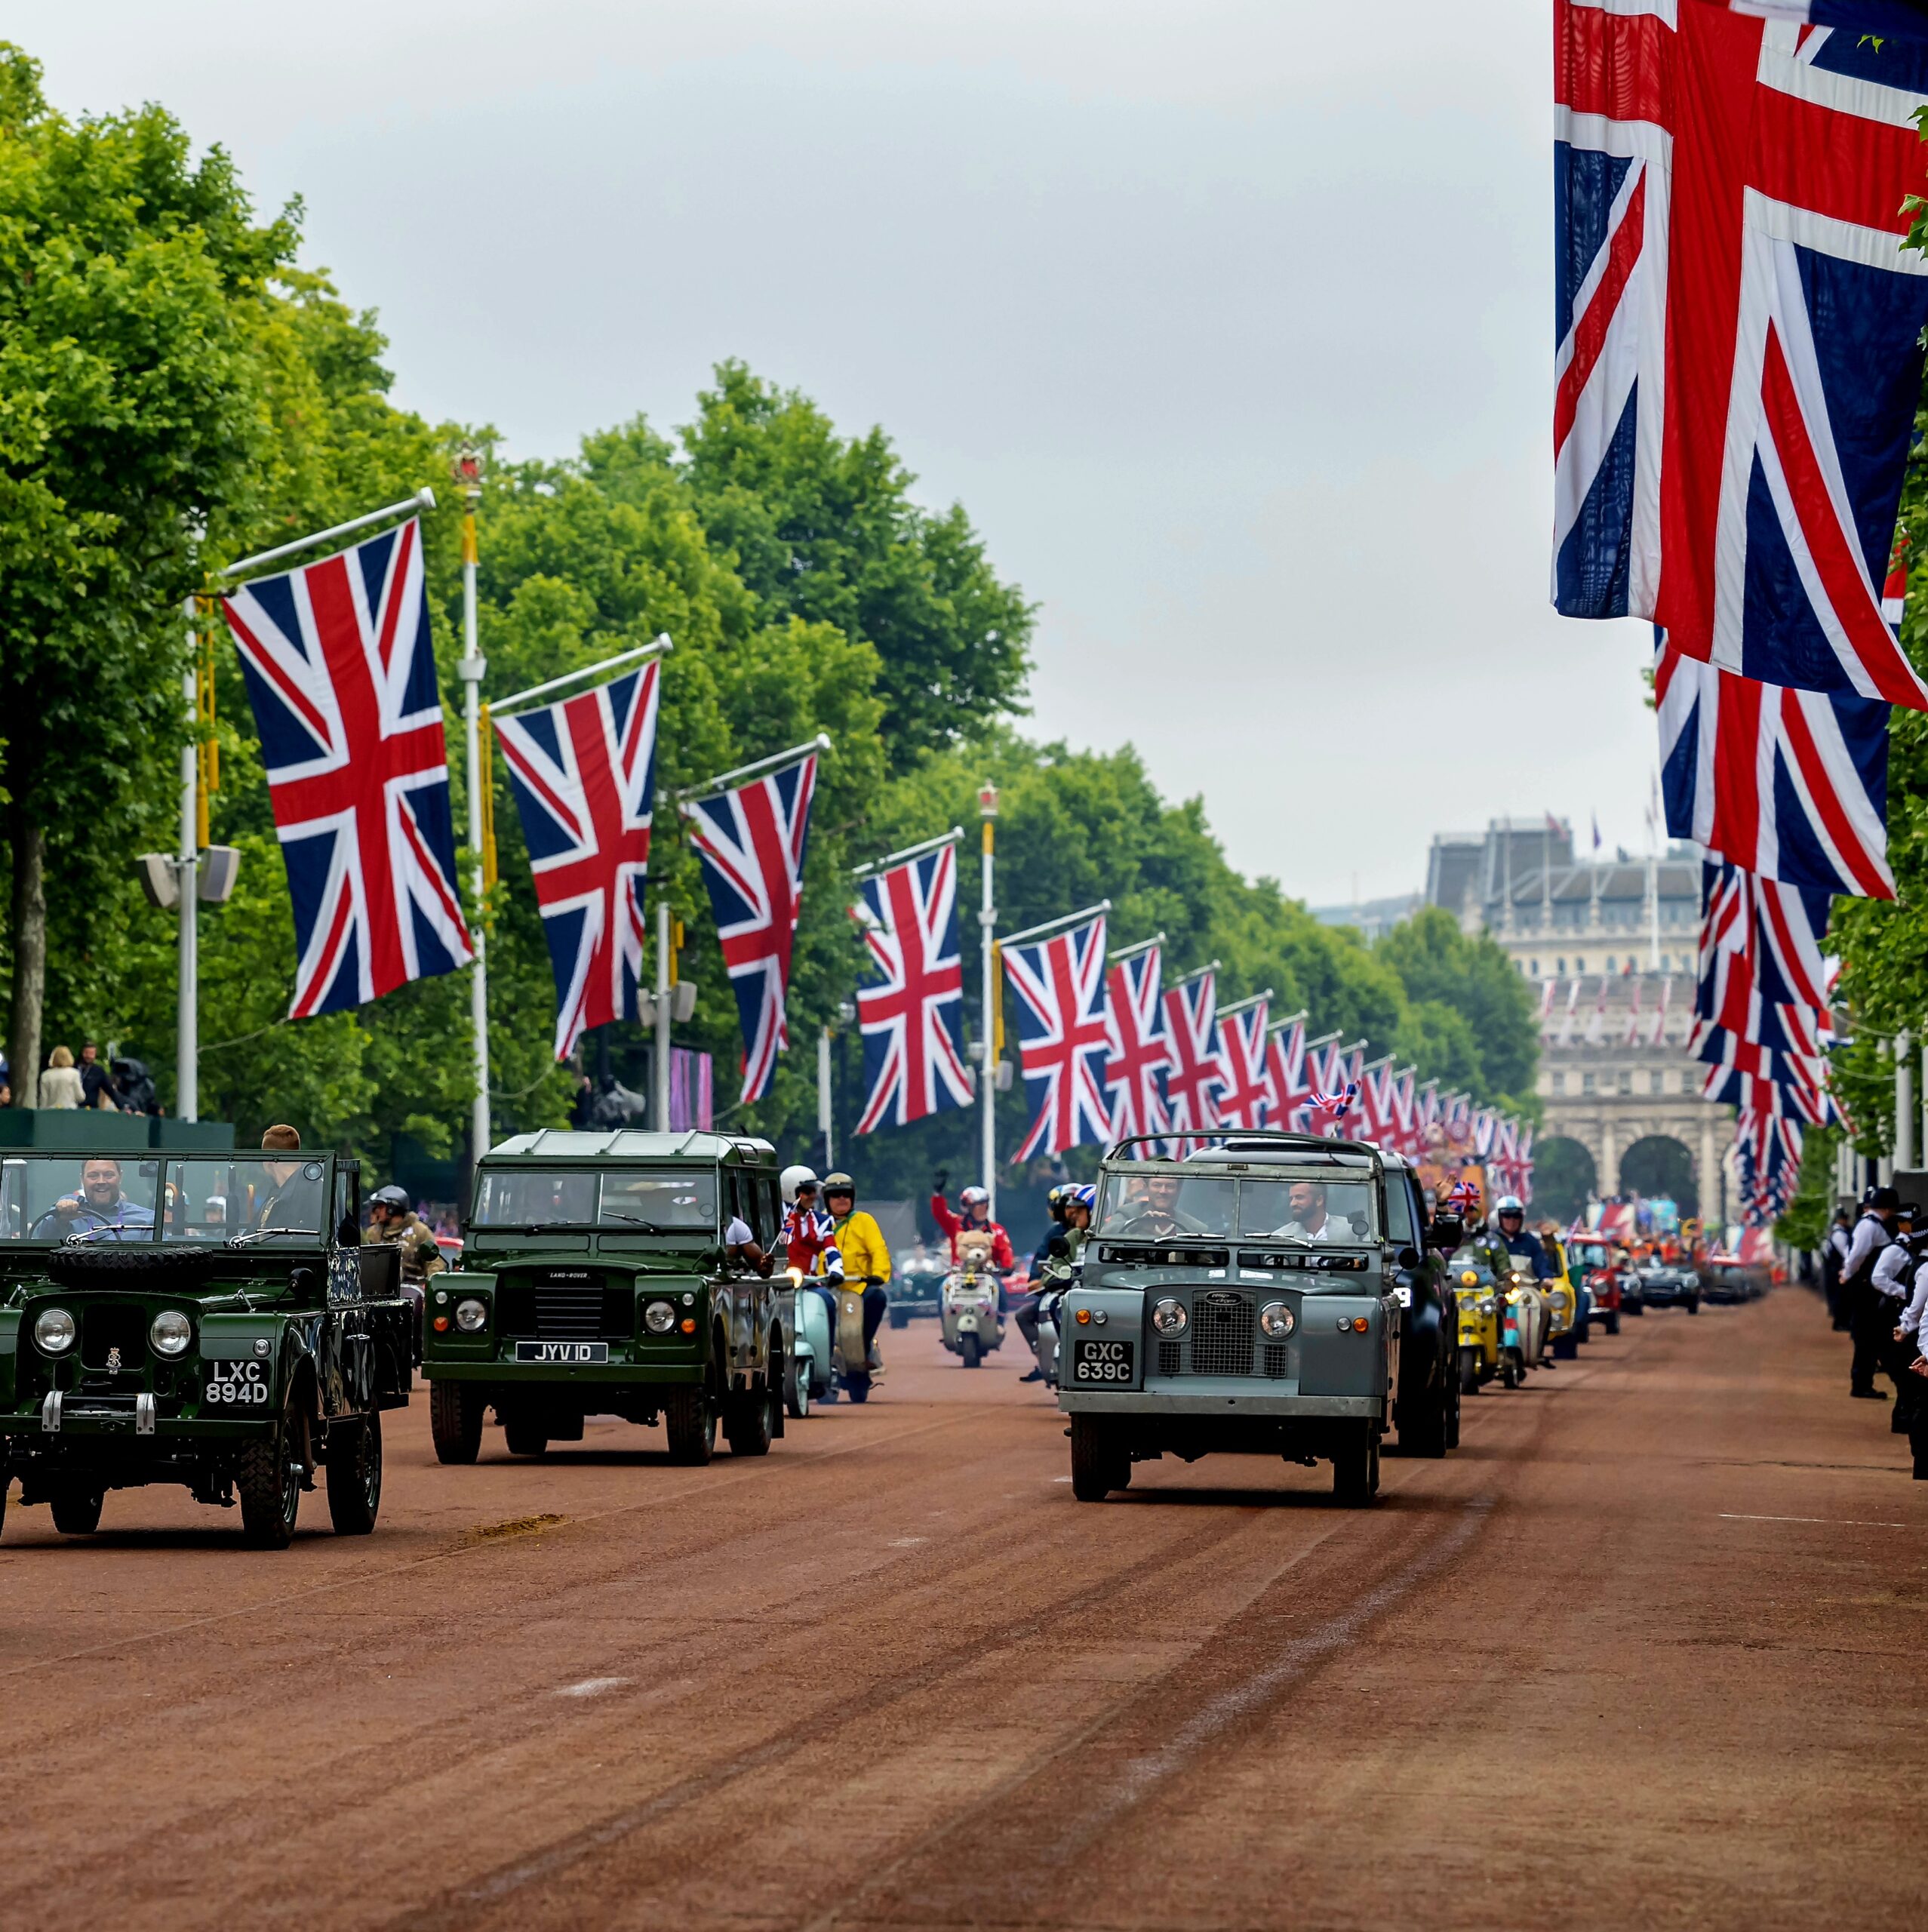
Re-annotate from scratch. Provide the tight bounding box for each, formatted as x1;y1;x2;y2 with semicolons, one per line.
2;1287;1924;1930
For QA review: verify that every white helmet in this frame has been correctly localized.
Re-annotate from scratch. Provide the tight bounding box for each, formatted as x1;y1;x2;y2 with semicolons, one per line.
960;1185;989;1208
780;1164;818;1205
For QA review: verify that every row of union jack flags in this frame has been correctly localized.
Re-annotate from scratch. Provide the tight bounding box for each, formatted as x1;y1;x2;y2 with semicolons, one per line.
1554;0;1928;1220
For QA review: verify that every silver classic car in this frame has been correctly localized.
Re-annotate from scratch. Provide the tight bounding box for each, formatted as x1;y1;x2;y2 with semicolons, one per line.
1057;1134;1413;1506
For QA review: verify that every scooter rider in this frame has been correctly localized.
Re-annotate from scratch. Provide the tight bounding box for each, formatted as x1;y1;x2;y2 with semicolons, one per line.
823;1172;891;1372
781;1165;840;1340
367;1186;447;1284
929;1173;1017;1274
1492;1195;1554;1280
1016;1185;1093;1381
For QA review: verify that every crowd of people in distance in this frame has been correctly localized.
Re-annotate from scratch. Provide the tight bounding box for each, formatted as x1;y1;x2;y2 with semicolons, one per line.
2;1042;161;1115
1822;1186;1928;1480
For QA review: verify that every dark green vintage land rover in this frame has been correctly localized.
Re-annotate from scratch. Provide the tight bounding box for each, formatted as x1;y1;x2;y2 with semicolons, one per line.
423;1129;791;1466
0;1149;412;1547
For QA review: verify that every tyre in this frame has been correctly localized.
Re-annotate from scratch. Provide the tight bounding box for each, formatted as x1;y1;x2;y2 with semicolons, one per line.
1606;1309;1621;1335
238;1385;304;1549
1332;1426;1380;1507
429;1379;484;1465
784;1355;811;1420
1628;1300;1645;1317
1576;1315;1592;1346
1553;1334;1579;1361
959;1331;982;1369
844;1372;872;1404
1687;1298;1700;1315
889;1307;909;1331
1070;1414;1127;1500
1501;1352;1521;1390
1446;1373;1462;1450
724;1380;776;1458
325;1413;383;1536
1401;1404;1447;1460
503;1417;549;1457
665;1384;715;1465
51;1485;104;1535
1458;1346;1481;1395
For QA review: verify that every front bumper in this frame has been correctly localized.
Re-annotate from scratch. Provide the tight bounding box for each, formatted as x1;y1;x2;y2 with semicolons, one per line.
422;1358;702;1386
1059;1389;1383;1419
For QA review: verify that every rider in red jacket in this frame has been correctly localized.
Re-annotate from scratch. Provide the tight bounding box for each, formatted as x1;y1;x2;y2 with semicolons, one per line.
929;1179;1016;1272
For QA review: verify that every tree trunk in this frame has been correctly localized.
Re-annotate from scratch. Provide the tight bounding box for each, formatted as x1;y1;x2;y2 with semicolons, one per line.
8;806;46;1109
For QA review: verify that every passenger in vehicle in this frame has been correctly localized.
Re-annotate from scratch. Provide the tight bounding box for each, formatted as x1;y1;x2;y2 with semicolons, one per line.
1268;1180;1352;1242
254;1124;323;1232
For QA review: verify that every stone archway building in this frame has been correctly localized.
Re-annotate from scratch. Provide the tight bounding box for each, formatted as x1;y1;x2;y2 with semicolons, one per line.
1425;820;1730;1219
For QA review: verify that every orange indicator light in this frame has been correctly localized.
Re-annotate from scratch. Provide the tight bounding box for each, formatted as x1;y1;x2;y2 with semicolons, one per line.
1075;1307;1092;1325
432;1315;450;1333
680;1318;696;1334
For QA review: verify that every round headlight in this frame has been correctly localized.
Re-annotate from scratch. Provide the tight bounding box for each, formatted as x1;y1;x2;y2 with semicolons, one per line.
34;1306;75;1355
1259;1301;1295;1339
454;1297;488;1333
1478;1295;1496;1315
644;1300;677;1334
149;1309;192;1357
1151;1297;1188;1337
1460;1269;1479;1287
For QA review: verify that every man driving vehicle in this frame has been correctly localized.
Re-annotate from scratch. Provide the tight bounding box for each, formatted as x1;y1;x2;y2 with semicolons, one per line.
34;1158;155;1241
1109;1172;1198;1240
1268;1179;1354;1242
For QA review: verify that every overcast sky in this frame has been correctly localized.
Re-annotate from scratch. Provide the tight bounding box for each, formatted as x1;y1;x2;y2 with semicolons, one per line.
29;1;1656;906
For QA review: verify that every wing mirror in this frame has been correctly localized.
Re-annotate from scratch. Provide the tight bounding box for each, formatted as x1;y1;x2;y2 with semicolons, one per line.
1396;1244;1420;1271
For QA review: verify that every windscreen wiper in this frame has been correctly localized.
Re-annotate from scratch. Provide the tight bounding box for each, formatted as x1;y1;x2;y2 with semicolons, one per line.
599;1211;666;1232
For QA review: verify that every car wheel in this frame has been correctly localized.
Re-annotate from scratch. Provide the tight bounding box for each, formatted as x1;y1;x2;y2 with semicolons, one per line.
784;1355;811;1420
665;1384;715;1465
724;1380;776;1458
50;1484;105;1535
1333;1425;1380;1507
1070;1414;1127;1500
324;1412;383;1536
238;1383;304;1549
429;1379;484;1464
1607;1310;1621;1335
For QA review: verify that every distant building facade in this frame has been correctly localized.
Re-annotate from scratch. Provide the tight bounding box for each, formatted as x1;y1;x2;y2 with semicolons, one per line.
1424;820;1726;1219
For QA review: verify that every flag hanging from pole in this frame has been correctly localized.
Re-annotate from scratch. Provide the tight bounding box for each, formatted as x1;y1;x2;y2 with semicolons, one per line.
850;844;972;1134
683;750;819;1105
1102;943;1172;1150
1161;970;1223;1143
1263;1013;1311;1132
221;515;472;1018
494;660;663;1061
1213;997;1271;1133
1006;912;1112;1160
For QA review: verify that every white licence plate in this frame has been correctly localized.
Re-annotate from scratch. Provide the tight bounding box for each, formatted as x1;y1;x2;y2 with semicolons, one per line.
204;1362;271;1407
513;1341;609;1364
1072;1337;1135;1383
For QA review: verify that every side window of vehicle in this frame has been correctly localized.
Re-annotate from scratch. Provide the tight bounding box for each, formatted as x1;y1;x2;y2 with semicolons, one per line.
759;1175;781;1245
1382;1174;1417;1247
333;1164;361;1246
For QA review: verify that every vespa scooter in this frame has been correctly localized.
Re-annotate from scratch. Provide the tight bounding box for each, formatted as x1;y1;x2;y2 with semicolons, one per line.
941;1231;1005;1368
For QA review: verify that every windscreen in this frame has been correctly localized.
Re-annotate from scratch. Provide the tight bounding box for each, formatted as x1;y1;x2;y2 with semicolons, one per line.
0;1154;163;1243
1238;1180;1376;1242
598;1170;716;1229
471;1167;719;1231
1096;1174;1237;1238
472;1168;600;1228
161;1158;328;1241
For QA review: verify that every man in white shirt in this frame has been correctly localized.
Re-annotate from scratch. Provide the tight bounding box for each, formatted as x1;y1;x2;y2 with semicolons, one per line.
1895;1247;1928;1480
1843;1186;1899;1399
1271;1180;1352;1243
1874;1208;1919;1426
1824;1207;1854;1330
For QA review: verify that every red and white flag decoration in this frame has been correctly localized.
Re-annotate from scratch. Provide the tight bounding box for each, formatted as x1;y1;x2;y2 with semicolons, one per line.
1102;942;1172;1149
1161;969;1223;1143
1262;1011;1311;1132
1213;995;1271;1133
1006;911;1113;1160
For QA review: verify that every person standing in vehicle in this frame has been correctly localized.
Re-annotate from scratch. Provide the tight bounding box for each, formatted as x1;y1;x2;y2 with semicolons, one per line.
928;1174;1016;1273
367;1184;447;1284
823;1172;891;1371
1843;1185;1899;1399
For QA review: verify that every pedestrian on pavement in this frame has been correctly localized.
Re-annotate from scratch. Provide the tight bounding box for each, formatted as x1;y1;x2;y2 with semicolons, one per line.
39;1045;87;1109
78;1041;117;1111
1823;1205;1853;1329
1843;1185;1900;1399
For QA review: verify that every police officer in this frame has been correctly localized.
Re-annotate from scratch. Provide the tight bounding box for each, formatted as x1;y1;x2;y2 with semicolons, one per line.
1822;1204;1853;1330
1842;1184;1899;1399
1871;1204;1920;1425
367;1184;446;1285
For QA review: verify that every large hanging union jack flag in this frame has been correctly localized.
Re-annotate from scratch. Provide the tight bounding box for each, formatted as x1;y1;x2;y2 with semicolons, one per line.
1554;1;1928;706
1213;997;1271;1133
1161;970;1222;1143
1102;943;1171;1149
684;752;819;1106
1263;1012;1311;1131
222;517;472;1018
851;845;972;1134
494;662;662;1061
1006;912;1112;1160
1656;637;1892;897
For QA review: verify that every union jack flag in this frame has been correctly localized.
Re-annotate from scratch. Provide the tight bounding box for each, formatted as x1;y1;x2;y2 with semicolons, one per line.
1161;970;1223;1143
1006;912;1112;1160
1695;858;1835;1016
1102;944;1171;1149
851;845;972;1134
222;517;472;1018
1705;1063;1836;1122
1356;1057;1397;1144
1262;1012;1311;1131
684;752;819;1105
1213;997;1271;1132
494;662;661;1061
1554;2;1928;709
1656;637;1892;897
1308;1079;1358;1123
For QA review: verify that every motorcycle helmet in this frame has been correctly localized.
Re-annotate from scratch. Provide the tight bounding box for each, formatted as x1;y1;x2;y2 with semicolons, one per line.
1496;1194;1525;1217
959;1185;989;1208
1071;1184;1096;1211
780;1164;819;1205
370;1185;410;1214
822;1171;855;1198
1046;1183;1072;1220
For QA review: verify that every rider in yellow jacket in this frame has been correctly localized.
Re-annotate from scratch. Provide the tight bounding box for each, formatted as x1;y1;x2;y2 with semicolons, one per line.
823;1173;891;1370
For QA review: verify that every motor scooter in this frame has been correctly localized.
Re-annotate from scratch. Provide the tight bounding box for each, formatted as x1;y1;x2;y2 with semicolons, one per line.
941;1231;1005;1368
1499;1269;1551;1387
829;1275;874;1402
1449;1248;1500;1394
784;1266;829;1417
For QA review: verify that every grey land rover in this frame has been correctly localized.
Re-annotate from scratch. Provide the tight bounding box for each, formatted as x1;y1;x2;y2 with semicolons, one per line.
1057;1133;1419;1505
